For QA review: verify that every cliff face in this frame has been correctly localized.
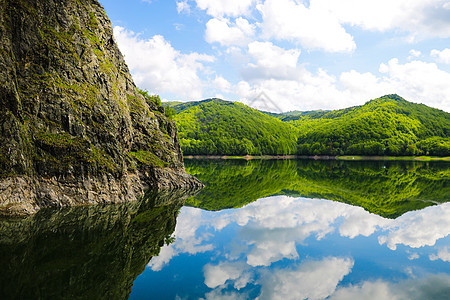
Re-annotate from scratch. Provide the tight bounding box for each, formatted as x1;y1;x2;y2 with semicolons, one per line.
0;0;202;216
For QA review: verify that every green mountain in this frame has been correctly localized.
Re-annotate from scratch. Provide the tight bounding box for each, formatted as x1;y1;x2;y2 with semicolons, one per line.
162;101;184;108
170;95;449;157
291;94;449;156
172;99;298;155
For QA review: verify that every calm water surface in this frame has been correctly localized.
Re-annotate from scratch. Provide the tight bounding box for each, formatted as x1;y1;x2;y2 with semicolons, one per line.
131;159;450;299
0;160;449;299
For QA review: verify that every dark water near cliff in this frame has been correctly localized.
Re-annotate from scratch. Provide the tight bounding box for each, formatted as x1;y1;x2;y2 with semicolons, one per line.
0;160;449;299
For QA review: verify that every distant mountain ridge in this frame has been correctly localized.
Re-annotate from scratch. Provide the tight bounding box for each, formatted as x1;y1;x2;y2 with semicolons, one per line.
165;94;450;156
292;94;449;156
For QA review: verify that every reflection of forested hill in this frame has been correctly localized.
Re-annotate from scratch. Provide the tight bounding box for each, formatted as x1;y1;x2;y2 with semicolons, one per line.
185;160;449;218
0;189;194;299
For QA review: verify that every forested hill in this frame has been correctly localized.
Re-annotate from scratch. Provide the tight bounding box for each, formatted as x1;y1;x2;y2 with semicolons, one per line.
290;94;449;156
170;99;298;155
167;95;450;156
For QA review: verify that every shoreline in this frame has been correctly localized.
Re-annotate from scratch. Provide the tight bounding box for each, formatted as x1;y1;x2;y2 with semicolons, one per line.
183;155;450;162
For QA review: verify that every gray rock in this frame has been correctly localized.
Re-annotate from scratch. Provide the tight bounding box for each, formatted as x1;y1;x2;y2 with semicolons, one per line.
0;0;202;216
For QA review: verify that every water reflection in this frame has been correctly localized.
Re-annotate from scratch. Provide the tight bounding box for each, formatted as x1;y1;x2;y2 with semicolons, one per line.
185;159;449;218
133;195;450;299
0;189;197;300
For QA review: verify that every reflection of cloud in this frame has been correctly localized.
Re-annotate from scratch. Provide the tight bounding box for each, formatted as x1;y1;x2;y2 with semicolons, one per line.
148;197;449;272
147;244;177;271
408;252;420;260
246;239;298;267
378;203;450;250
260;257;354;300
231;196;389;266
147;207;214;271
330;274;450;300
202;288;250;300
203;262;252;289
339;213;390;238
429;246;450;262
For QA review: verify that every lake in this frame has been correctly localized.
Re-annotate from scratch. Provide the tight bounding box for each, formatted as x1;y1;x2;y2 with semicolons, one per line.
1;159;449;299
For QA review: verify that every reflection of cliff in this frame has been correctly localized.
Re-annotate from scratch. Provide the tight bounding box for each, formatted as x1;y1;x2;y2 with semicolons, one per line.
185;159;449;218
0;189;194;300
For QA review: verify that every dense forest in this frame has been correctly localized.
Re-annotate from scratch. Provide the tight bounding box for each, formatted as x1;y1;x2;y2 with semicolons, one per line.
290;95;450;156
168;99;298;155
185;159;450;218
165;94;450;156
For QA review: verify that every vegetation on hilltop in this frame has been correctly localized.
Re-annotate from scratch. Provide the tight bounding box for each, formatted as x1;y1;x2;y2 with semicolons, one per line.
291;95;449;156
170;95;449;157
172;99;298;155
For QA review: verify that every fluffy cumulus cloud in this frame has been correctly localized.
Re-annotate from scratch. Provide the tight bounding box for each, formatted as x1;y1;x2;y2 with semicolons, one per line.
115;1;450;112
113;26;214;100
226;196;390;266
236;58;450;112
429;246;450;262
242;41;301;81
257;0;356;53
378;58;450;111
316;0;450;39
378;202;450;250
213;76;232;92
203;262;252;289
330;275;450;300
259;257;354;300
147;207;214;271
195;0;257;18
205;17;255;46
431;48;450;64
176;0;190;14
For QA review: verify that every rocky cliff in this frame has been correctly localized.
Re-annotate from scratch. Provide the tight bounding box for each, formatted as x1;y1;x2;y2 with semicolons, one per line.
0;0;202;216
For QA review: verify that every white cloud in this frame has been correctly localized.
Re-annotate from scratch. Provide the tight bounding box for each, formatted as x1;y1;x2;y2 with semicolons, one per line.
147;244;177;271
243;41;301;81
113;26;214;100
408;252;420;260
378;58;450;111
246;239;299;267
316;0;450;39
429;246;450;262
431;48;450;64
205;17;255;46
226;196;389;266
238;70;353;112
259;257;354;300
409;49;422;59
378;202;450;250
213;76;232;92
176;0;190;14
203;289;250;300
195;0;256;18
330;275;450;300
257;0;356;53
248;41;300;70
203;262;252;289
236;57;450;112
147;207;215;271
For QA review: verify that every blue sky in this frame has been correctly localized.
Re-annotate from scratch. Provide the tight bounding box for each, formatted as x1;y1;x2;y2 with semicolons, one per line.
99;0;450;112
